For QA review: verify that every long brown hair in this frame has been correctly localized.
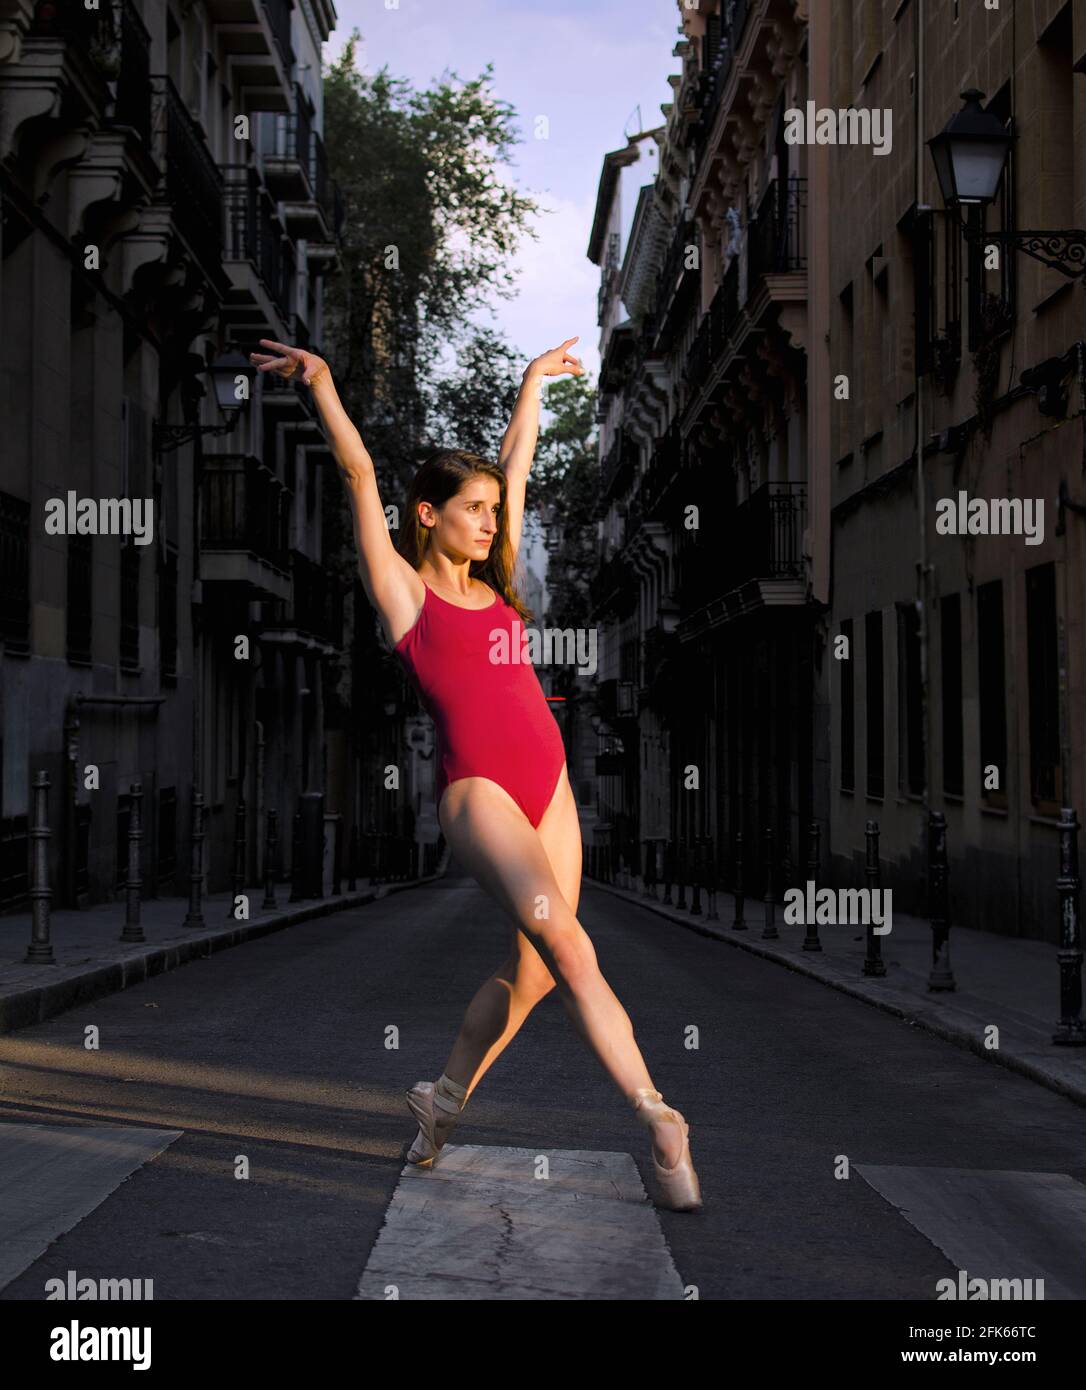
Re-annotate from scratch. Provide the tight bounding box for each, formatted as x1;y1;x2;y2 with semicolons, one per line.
395;450;534;624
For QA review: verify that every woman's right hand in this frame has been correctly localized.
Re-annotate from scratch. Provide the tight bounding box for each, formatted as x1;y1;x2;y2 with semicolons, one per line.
250;339;329;387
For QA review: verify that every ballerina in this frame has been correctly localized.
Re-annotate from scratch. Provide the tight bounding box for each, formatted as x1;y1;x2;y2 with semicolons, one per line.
249;336;702;1212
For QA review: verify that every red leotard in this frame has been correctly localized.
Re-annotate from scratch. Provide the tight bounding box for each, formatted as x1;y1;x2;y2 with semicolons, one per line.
393;580;567;828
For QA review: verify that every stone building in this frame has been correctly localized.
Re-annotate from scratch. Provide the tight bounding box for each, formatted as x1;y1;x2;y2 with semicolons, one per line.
824;0;1086;939
0;0;346;910
588;0;824;898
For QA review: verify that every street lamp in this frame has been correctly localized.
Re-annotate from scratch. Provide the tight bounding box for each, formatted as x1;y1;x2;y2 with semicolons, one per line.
927;90;1086;278
927;89;1011;207
152;348;257;455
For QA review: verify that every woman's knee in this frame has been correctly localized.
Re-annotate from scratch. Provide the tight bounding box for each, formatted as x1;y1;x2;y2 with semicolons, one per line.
533;919;599;992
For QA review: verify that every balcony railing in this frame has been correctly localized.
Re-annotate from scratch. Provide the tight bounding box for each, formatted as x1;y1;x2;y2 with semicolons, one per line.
200;456;289;572
686;258;741;396
264;550;344;646
223;164;291;314
261;0;294;72
113;0;151;147
152;74;224;267
651;216;700;345
749;176;807;283
692;0;752;168
310;130;336;228
590;550;637;613
600;431;637;501
678;481;806;606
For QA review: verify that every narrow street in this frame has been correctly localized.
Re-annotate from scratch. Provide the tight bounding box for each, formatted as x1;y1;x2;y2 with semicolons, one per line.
2;877;1083;1301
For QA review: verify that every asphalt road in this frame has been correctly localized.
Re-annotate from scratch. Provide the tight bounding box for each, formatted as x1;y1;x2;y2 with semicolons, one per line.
1;871;1083;1300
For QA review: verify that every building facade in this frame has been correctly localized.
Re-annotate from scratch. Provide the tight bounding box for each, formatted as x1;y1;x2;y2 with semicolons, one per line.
0;0;348;910
588;0;1086;944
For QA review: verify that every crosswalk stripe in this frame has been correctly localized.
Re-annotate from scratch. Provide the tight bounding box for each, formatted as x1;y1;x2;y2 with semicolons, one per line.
356;1144;688;1300
0;1123;183;1294
857;1165;1086;1299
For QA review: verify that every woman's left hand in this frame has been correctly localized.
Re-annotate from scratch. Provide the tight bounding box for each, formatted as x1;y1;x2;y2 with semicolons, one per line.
525;337;584;381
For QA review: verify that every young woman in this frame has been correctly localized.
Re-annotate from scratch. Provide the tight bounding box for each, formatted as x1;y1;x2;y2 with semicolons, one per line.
249;337;702;1212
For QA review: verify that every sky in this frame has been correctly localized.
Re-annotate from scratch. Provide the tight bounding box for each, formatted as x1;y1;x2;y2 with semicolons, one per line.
323;0;682;383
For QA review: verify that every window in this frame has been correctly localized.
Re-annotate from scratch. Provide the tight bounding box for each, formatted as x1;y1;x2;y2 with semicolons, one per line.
976;580;1007;803
1026;562;1060;805
897;601;924;796
866;610;884;798
940;593;963;796
67;533;93;665
840;618;855;791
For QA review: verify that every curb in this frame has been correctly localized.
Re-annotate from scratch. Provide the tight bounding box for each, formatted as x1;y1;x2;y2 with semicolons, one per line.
0;872;446;1036
587;876;1086;1112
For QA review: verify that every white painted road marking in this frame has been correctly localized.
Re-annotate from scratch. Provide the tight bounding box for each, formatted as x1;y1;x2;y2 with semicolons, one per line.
356;1144;688;1300
0;1123;183;1293
857;1165;1086;1299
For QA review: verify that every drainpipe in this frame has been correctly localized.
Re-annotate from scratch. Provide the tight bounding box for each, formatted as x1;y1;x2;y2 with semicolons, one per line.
915;0;933;825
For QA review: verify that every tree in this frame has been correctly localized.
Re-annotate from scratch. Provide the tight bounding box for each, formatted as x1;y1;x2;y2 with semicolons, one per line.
321;35;540;483
528;373;599;641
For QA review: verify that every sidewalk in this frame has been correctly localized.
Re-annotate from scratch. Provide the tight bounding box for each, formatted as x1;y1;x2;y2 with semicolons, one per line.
590;876;1086;1109
0;869;446;1035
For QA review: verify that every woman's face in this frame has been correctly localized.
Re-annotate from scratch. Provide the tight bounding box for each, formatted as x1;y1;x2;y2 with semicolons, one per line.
422;475;501;561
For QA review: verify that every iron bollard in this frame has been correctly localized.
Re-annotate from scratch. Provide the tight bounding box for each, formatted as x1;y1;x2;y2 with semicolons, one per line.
289;807;304;901
642;839;656;899
183;789;206;928
120;782;145;943
762;825;778;939
706;836;719;922
262;808;278;912
803;820;822;952
229;796;247;917
676;838;688;911
927;811;956;990
863;819;886;976
1053;807;1086;1045
25;770;54;964
732;830;747;931
690;836;703;916
662;840;674;906
347;823;359;892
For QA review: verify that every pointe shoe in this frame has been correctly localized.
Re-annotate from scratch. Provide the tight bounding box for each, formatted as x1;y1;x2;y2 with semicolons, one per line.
631;1088;703;1212
405;1074;468;1167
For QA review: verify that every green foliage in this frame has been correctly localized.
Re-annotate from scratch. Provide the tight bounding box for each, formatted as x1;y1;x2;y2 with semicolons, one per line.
321;35;539;484
529;374;599;639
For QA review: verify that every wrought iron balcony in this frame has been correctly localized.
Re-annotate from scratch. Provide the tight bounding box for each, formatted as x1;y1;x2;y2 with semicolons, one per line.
261;0;294;72
589;549;637;616
261;549;344;649
684;258;742;397
262;82;314;201
599;431;638;503
691;0;752;169
222;163;292;324
151;75;224;271
749;176;807;284
678;481;807;611
199;454;291;599
113;0;151;148
651;216;700;348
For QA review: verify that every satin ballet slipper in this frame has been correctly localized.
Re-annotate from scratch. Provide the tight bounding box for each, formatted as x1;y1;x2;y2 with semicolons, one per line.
405;1073;468;1167
631;1087;703;1212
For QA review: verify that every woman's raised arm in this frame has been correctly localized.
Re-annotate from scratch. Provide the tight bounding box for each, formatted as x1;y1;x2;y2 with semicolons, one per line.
250;339;422;641
497;338;584;560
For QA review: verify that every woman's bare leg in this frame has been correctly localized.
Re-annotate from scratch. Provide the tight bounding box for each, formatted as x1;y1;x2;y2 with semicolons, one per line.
434;770;683;1167
438;769;578;1101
